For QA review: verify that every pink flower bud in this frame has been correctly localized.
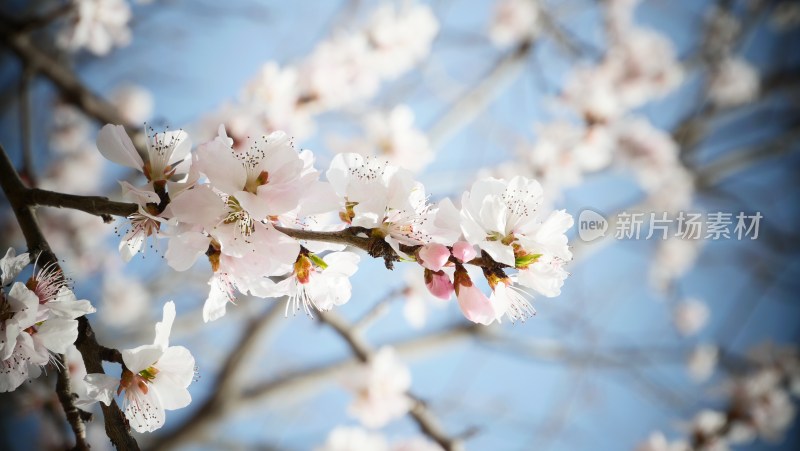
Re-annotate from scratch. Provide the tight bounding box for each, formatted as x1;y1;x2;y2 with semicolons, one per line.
453;266;496;325
424;269;454;300
417;243;451;272
452;241;477;263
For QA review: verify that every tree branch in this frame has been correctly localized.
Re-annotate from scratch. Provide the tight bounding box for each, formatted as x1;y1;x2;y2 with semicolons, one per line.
26;187;138;220
0;144;139;450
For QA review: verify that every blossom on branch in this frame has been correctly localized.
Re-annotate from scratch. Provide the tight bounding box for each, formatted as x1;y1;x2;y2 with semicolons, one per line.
85;301;195;432
0;249;95;392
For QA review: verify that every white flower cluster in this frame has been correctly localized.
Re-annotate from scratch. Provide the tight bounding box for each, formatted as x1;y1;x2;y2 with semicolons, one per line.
487;0;695;211
202;1;439;142
0;249;95;392
0;246;197;433
96;122;573;326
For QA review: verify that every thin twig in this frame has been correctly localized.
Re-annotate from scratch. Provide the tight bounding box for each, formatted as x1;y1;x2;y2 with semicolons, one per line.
19;65;34;184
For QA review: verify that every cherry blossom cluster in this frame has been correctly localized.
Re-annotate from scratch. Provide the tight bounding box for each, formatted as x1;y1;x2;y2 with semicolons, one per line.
96;121;573;325
0;248;95;392
0;249;195;432
636;344;800;451
201;1;438;144
488;0;694;211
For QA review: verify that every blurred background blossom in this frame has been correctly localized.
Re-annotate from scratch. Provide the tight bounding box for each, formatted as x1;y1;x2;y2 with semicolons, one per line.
1;0;799;450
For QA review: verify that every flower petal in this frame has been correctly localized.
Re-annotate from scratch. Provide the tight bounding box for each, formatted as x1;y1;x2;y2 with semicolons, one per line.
84;373;119;406
96;124;144;170
156;345;195;388
153;301;175;349
36;318;79;354
0;248;29;285
122;344;164;373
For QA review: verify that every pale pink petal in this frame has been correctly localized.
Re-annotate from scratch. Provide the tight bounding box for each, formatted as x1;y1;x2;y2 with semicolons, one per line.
151;376;191;410
165;231;210;272
196;139;246;195
156;345;195;388
8;282;39;329
36;318;79;354
121;344;164;373
46;288;95;319
125;389;165;432
456;284;496;325
84;373;119;406
0;248;29;285
424;269;454;300
96;124;143;170
417;243;450;271
479;240;515;267
203;275;231;323
169;185;226;228
451;241;477;263
153;301;175;349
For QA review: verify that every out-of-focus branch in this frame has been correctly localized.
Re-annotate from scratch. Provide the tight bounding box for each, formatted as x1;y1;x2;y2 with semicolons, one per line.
317;310;465;451
427;39;534;150
0;15;129;127
13;3;74;34
478;330;690;367
353;286;407;331
695;126;800;188
675;68;800;155
0;144;139;450
19;65;34;183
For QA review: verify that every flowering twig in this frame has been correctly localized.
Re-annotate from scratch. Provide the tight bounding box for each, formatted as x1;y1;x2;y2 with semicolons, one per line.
0;144;139;450
18;186;513;274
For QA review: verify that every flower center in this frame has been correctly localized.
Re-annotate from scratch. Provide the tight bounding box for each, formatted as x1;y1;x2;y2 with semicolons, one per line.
223;197;256;237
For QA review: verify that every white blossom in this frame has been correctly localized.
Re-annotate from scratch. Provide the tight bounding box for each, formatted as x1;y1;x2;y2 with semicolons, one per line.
489;0;539;47
709;57;760;108
346;347;412;428
86;301;195;432
57;0;132;56
673;298;710;337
